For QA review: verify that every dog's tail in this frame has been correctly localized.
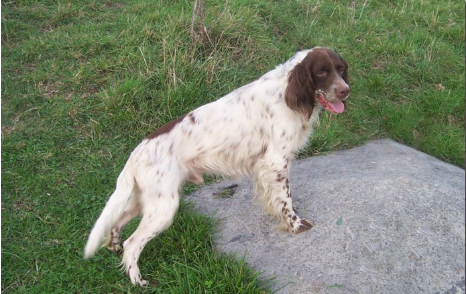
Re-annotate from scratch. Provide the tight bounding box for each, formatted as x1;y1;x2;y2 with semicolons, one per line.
84;163;135;259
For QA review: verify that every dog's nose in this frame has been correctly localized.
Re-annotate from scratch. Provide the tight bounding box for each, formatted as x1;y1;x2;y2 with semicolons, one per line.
336;86;350;100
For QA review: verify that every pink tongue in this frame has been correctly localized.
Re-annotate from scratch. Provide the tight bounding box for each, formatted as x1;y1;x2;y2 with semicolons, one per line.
326;101;345;113
317;94;345;114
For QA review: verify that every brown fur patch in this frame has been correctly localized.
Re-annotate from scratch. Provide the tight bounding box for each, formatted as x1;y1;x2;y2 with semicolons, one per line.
188;113;196;123
296;219;313;233
146;114;187;139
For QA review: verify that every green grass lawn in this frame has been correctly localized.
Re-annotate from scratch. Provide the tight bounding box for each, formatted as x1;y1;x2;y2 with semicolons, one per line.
2;0;464;292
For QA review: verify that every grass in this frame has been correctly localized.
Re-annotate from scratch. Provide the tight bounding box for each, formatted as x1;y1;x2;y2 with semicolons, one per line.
1;0;464;292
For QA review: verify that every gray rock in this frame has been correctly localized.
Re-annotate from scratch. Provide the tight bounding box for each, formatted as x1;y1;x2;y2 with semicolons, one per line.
185;139;465;294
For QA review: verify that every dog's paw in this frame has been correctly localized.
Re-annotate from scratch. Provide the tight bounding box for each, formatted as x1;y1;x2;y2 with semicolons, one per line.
134;277;157;287
294;218;313;234
107;241;122;254
106;230;123;254
283;216;313;233
127;265;150;287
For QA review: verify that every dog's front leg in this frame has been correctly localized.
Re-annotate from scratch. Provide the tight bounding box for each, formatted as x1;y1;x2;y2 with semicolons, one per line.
255;156;313;233
275;171;313;234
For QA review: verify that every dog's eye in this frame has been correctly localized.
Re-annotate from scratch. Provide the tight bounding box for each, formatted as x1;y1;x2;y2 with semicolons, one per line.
316;71;328;77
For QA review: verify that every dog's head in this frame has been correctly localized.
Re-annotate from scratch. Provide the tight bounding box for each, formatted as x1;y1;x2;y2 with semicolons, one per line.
285;48;350;120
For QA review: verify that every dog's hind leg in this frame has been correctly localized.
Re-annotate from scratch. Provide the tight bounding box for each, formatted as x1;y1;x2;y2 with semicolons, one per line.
121;186;180;286
106;201;141;254
103;182;142;254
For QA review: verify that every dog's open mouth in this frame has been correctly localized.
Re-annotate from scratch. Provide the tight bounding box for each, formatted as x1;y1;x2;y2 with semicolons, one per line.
316;91;345;114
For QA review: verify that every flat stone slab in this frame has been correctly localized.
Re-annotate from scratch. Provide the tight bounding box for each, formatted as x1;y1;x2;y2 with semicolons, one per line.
185;139;465;294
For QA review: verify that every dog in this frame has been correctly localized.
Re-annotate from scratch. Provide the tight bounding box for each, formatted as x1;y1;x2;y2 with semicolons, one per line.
84;47;350;285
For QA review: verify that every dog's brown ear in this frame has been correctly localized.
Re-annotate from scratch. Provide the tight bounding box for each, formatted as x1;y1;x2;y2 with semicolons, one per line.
340;55;350;84
285;63;315;120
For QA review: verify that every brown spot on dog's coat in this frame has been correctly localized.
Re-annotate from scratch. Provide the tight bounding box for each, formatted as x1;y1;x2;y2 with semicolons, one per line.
296;219;313;233
146;114;187;139
188;112;196;123
169;143;174;155
276;174;285;182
